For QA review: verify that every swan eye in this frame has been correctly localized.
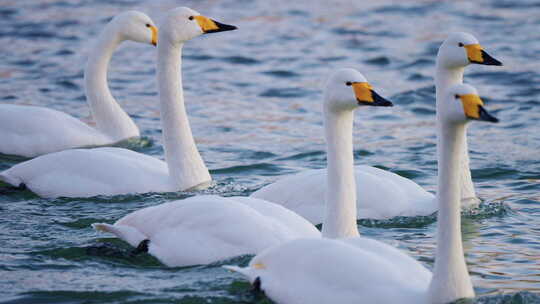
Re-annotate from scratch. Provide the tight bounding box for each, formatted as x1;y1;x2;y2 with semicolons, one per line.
346;82;352;86
145;23;151;28
189;16;194;20
458;42;464;47
455;94;460;99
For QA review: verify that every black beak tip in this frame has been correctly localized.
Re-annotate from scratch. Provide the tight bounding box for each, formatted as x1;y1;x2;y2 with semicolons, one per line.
370;90;394;107
478;50;503;66
152;42;157;47
478;106;499;123
206;20;237;34
381;100;394;107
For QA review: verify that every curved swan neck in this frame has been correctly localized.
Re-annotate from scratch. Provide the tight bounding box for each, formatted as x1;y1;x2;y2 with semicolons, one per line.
322;108;360;239
427;121;474;303
157;39;211;190
84;24;139;141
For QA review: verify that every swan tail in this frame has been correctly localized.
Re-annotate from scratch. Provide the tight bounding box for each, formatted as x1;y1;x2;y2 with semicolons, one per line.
0;171;22;188
91;223;147;248
223;265;258;282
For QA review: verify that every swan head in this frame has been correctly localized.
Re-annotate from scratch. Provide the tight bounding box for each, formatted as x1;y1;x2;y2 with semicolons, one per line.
324;68;393;113
158;7;237;44
437;32;502;69
113;11;158;46
441;83;499;125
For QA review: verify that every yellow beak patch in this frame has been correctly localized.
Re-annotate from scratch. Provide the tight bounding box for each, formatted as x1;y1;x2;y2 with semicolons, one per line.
352;82;374;103
194;15;219;33
150;25;158;46
460;94;484;119
464;44;484;63
252;263;266;269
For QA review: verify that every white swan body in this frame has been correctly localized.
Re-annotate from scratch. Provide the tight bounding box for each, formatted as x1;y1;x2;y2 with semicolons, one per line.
251;33;502;222
93;195;320;267
0;147;171;197
0;11;158;158
0;8;235;198
0;105;110;157
252;166;435;223
227;81;499;304
226;237;431;304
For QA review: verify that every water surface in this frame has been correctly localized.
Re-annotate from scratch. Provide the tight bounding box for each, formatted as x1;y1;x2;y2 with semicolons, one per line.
0;0;539;303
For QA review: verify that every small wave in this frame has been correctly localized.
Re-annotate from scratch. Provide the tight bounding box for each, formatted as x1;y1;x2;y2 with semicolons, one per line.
112;137;154;152
472;167;521;180
469;71;536;87
355;201;509;229
358;214;437;229
222;56;260;65
408;73;432;82
84;242;162;267
474;291;540;304
364;56;391;66
372;2;442;15
184;54;214;61
261;70;300;78
277;150;325;161
56;79;79;91
461;201;510;219
212;163;283;175
392;86;435;105
8;290;145;304
259;87;313;98
411;106;436;115
399;58;434;69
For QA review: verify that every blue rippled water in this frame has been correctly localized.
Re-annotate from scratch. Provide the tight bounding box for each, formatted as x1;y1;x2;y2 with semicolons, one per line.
0;0;539;303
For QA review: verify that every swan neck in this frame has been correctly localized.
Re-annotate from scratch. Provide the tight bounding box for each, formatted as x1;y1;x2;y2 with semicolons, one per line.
435;63;477;203
435;64;464;109
157;40;211;190
84;26;139;141
428;121;474;302
321;108;359;239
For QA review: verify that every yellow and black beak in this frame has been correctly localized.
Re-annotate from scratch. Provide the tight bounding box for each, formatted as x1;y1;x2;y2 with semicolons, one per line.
460;94;499;122
150;25;158;46
464;44;502;66
352;82;393;107
194;15;237;34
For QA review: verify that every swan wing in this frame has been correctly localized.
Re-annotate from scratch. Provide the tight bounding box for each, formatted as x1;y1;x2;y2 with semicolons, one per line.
98;195;320;267
0;105;111;157
0;147;169;197
251;166;436;224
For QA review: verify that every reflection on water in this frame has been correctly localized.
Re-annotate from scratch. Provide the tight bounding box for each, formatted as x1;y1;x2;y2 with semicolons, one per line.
0;0;539;303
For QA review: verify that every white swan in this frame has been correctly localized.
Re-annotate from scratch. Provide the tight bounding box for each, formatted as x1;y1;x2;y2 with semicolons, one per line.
0;11;158;158
250;32;502;223
436;32;502;206
92;195;320;267
0;7;235;198
225;83;499;304
89;67;393;267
